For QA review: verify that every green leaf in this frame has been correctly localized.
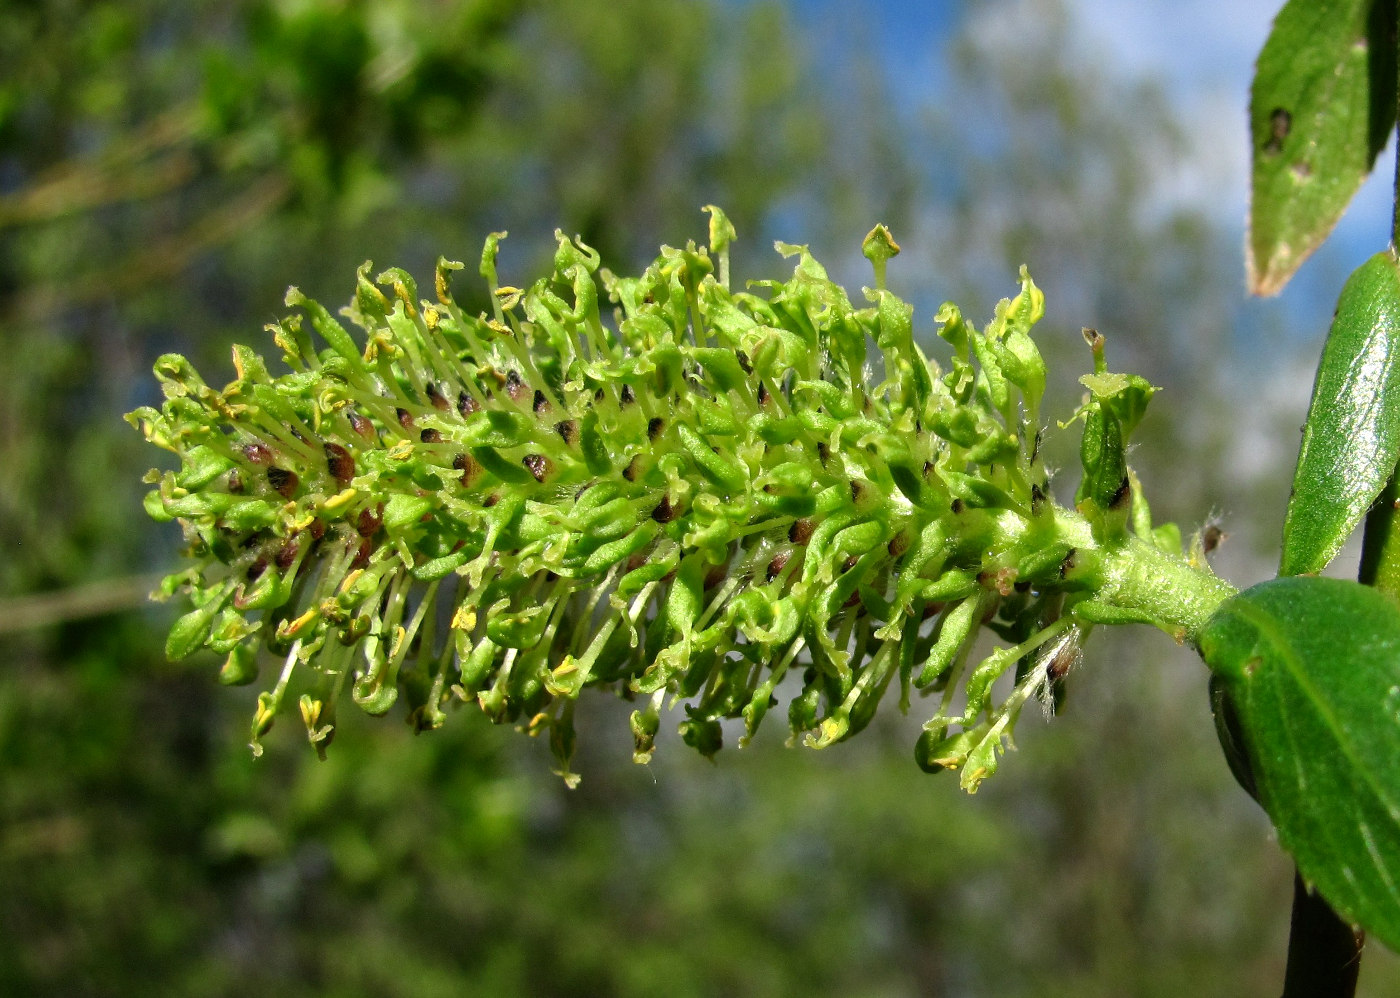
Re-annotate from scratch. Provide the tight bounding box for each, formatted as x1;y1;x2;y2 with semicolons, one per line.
1247;0;1396;295
1281;251;1400;576
1198;576;1400;949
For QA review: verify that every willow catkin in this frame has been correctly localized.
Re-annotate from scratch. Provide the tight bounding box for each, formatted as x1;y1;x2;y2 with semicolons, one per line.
130;207;1182;789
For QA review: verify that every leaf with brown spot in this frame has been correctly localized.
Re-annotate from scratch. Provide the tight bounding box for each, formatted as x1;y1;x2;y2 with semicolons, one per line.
1248;0;1396;295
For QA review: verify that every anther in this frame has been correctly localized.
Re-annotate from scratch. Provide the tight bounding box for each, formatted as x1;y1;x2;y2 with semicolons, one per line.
324;442;356;484
356;504;383;537
426;383;451;411
651;495;676;523
522;454;554;483
452;453;480;487
347;410;376;440
267;467;299;498
505;370;527;402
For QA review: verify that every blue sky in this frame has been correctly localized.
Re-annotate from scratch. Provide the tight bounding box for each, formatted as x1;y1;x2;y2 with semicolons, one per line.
786;0;1396;338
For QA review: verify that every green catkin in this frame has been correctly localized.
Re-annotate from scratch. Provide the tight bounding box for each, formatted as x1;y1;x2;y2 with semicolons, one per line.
129;208;1229;790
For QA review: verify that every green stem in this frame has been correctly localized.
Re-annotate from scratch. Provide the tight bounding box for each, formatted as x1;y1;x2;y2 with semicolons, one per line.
1276;18;1400;995
0;573;167;633
1280;872;1365;998
1048;508;1236;641
1359;475;1400;598
1092;532;1236;640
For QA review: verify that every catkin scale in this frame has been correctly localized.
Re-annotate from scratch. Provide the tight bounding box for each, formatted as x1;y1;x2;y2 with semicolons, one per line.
132;209;1123;787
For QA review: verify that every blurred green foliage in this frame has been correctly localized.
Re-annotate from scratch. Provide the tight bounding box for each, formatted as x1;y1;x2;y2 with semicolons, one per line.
4;0;1399;994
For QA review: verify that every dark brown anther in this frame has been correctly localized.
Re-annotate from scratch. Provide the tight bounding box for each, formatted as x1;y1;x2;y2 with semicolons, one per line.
533;390;551;415
555;419;579;445
843;590;863;610
247;556;267;581
1030;482;1046;513
452;452;480;487
922;460;933;478
1109;476;1132;510
647;417;665;441
505;369;527;402
620;384;636;407
347;410;376;440
267;467;299;498
324;442;356;484
1030;430;1042;463
766;550;792;583
356;503;384;537
736;351;752;374
622;455;641;482
950;498;965;514
757;381;770;406
275;535;301;570
703;560;730;590
1202;523;1226;555
789;517;815;545
243;441;273;465
351;537;374;570
483;493;500;508
850;479;866;504
842;556;859;574
817;442;829;465
457;391;481;417
1058;548;1078;579
522;453;554;483
651;495;676;523
426;383;451;411
887;533;909;559
1046;640;1079;682
420;428;443;444
308;519;326;541
922;602;943;620
227;470;245;494
594;387;605;403
396;407;415;429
